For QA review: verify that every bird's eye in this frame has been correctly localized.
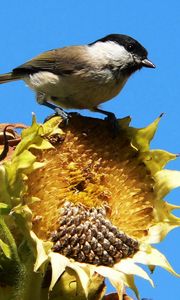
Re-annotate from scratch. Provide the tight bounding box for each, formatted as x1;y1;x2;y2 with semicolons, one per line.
127;44;135;52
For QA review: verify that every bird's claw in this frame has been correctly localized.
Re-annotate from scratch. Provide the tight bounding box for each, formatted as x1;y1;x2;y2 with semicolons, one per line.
44;107;69;125
103;112;120;137
92;107;120;137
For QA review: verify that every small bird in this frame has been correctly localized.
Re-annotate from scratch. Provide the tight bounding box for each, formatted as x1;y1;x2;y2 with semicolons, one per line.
0;34;155;119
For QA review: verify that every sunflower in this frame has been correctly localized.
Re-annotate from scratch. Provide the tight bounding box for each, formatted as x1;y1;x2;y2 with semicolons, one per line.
0;114;179;300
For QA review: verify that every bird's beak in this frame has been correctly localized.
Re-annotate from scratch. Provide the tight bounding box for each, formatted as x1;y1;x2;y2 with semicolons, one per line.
142;58;156;68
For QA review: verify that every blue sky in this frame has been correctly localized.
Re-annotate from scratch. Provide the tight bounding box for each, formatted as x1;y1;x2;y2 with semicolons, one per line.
0;1;179;299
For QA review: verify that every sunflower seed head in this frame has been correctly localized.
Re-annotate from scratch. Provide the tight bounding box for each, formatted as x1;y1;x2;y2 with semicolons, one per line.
51;202;139;266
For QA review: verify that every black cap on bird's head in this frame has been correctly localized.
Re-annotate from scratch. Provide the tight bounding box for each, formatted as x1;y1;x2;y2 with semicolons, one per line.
91;34;155;72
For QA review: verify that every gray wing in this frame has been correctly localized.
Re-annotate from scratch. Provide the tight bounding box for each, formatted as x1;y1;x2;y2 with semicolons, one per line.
12;46;91;76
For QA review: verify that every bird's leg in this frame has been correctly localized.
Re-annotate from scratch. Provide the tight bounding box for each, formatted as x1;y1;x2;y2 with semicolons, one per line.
41;101;69;121
92;107;116;120
36;92;69;123
92;107;120;136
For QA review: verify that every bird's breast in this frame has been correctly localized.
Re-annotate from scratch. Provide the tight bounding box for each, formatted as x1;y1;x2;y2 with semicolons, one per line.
24;69;128;109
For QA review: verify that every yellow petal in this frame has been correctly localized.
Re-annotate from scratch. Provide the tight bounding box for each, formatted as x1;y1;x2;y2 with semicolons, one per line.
118;273;140;300
146;222;180;243
95;266;124;300
49;252;68;290
155;169;180;198
114;258;154;286
67;262;90;298
131;115;162;152
30;231;51;271
134;245;180;277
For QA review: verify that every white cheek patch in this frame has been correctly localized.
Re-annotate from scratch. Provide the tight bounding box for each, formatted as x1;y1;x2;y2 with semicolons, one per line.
28;71;60;88
88;41;133;66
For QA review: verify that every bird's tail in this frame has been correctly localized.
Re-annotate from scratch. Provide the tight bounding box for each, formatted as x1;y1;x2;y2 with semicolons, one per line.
0;72;21;84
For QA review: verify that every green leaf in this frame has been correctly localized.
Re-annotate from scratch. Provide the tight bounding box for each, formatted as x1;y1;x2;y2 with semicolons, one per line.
0;239;11;259
0;203;10;215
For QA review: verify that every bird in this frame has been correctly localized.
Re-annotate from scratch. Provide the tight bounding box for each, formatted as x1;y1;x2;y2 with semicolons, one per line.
0;34;155;120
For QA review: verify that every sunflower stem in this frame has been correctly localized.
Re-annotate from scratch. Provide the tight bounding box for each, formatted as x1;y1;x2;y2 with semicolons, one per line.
0;215;19;261
0;216;45;300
